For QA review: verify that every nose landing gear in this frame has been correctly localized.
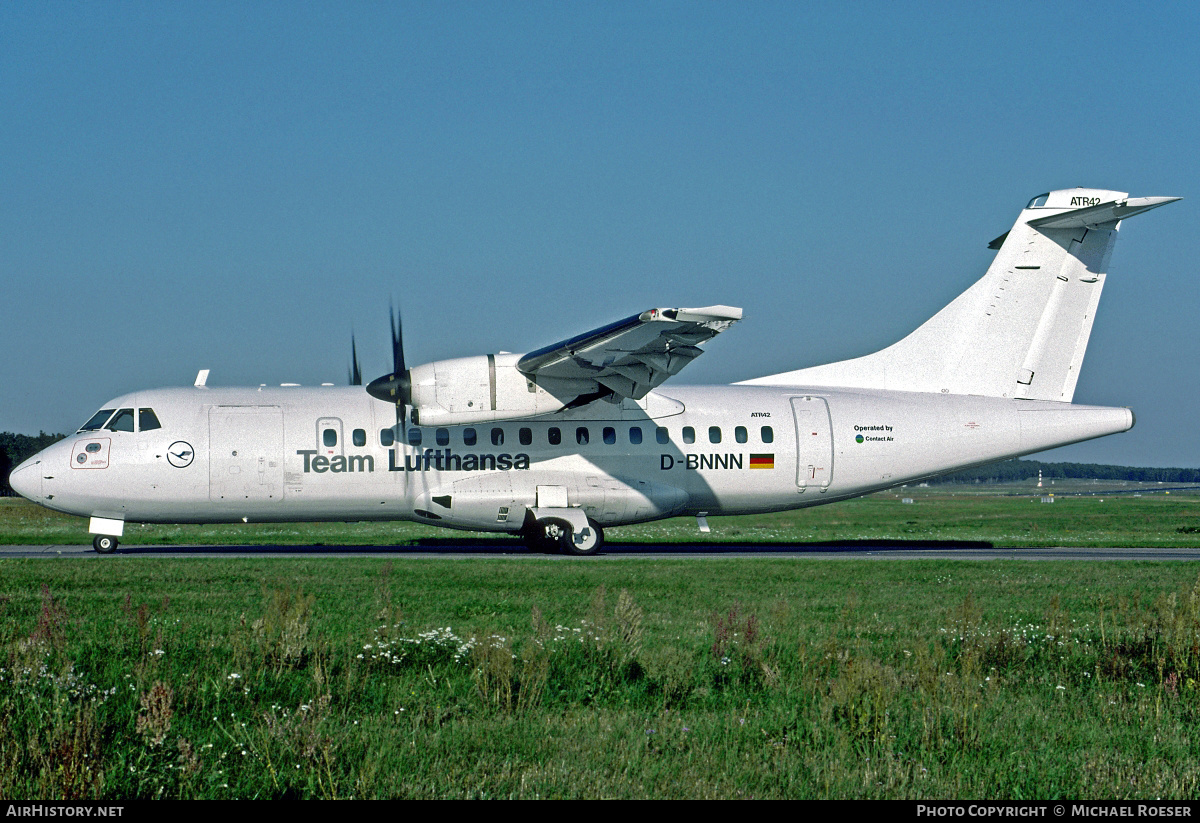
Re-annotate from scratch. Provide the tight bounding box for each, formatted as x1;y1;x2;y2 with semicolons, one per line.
92;535;119;554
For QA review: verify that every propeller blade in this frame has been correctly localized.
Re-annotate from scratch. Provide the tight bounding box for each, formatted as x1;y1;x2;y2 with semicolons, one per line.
390;304;406;377
349;334;362;386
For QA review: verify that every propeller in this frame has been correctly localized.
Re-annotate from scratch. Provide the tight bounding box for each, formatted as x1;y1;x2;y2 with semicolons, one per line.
366;305;413;430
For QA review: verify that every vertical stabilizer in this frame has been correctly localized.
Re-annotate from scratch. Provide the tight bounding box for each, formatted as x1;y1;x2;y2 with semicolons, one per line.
743;189;1179;401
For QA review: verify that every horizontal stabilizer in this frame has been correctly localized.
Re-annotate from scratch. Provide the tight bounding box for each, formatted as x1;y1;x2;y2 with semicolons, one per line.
1028;196;1180;230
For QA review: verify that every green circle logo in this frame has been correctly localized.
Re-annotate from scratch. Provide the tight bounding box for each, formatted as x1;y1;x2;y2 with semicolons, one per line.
855;434;864;443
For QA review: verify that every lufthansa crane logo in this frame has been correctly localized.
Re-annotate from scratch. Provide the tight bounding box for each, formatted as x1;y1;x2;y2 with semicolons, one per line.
167;441;195;468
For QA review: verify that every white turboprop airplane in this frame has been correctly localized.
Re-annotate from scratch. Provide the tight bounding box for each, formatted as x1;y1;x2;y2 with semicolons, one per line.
9;188;1180;554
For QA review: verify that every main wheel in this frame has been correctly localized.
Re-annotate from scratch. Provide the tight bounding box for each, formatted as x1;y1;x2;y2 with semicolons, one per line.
562;521;604;556
92;535;118;554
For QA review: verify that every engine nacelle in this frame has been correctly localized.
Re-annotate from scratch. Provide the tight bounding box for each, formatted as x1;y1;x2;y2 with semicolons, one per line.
407;353;584;427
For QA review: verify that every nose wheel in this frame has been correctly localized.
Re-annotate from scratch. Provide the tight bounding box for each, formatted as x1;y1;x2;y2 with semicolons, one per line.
92;535;119;554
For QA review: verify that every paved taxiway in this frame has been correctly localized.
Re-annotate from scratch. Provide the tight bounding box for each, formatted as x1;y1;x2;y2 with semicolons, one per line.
3;543;1200;560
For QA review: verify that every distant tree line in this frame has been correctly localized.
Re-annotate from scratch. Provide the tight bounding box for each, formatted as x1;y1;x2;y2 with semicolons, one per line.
929;457;1200;485
0;432;66;496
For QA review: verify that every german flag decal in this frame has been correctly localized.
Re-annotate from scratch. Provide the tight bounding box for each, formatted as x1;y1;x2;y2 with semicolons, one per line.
749;453;774;469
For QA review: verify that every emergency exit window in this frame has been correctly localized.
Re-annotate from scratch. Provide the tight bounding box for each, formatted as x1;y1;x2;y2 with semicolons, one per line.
323;428;338;447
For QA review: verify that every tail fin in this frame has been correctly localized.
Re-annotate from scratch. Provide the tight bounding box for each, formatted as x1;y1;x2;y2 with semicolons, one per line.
744;188;1179;401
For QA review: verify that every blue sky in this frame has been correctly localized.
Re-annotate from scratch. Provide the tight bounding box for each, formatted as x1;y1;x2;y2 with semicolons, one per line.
2;2;1196;466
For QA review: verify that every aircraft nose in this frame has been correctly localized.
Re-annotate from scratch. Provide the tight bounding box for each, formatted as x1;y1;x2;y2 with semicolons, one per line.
8;460;41;501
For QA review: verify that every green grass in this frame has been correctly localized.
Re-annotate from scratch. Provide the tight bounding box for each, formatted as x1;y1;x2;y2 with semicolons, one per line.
5;555;1200;798
4;488;1200;798
3;484;1200;548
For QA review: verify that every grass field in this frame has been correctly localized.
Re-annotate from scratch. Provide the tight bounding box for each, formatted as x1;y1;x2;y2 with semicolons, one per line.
3;487;1200;799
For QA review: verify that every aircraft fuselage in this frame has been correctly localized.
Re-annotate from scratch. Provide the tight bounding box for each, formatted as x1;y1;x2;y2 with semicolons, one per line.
11;383;1132;536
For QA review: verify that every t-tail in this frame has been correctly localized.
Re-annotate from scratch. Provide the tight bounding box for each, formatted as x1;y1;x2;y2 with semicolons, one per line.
744;188;1180;400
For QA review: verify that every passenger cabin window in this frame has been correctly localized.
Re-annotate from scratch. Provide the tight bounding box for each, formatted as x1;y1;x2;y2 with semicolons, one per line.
548;427;561;446
380;428;395;447
80;409;115;431
106;409;135;433
761;426;774;443
407;428;422;446
353;429;366;447
709;426;722;444
491;428;504;446
436;428;450;446
603;427;616;445
139;409;162;431
629;426;642;445
519;427;532;446
463;428;477;446
682;426;695;444
735;426;747;444
656;427;669;445
323;428;338;448
576;427;589;445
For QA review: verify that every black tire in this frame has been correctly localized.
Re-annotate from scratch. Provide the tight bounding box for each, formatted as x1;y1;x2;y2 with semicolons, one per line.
562;521;604;556
92;535;118;554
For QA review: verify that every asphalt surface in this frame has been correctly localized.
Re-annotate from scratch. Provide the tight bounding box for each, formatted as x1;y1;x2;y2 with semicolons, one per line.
3;542;1200;560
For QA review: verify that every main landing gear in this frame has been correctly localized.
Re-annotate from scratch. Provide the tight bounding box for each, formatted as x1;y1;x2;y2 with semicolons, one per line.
92;535;119;554
522;516;605;556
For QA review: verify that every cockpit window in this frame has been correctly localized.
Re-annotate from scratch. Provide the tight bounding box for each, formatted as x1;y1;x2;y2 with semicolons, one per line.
105;408;136;432
139;409;162;431
1027;193;1050;208
79;409;116;431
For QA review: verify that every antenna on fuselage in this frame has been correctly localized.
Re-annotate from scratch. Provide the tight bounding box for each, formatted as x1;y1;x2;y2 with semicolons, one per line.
194;369;210;388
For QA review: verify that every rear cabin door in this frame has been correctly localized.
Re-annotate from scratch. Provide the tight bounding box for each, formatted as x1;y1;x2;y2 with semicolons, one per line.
790;396;833;492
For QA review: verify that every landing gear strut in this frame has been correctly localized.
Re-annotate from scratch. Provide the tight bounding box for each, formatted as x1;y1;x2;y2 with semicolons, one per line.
92;535;119;554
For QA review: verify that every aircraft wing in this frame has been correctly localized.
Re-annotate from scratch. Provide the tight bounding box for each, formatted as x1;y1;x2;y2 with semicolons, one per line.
517;305;742;401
